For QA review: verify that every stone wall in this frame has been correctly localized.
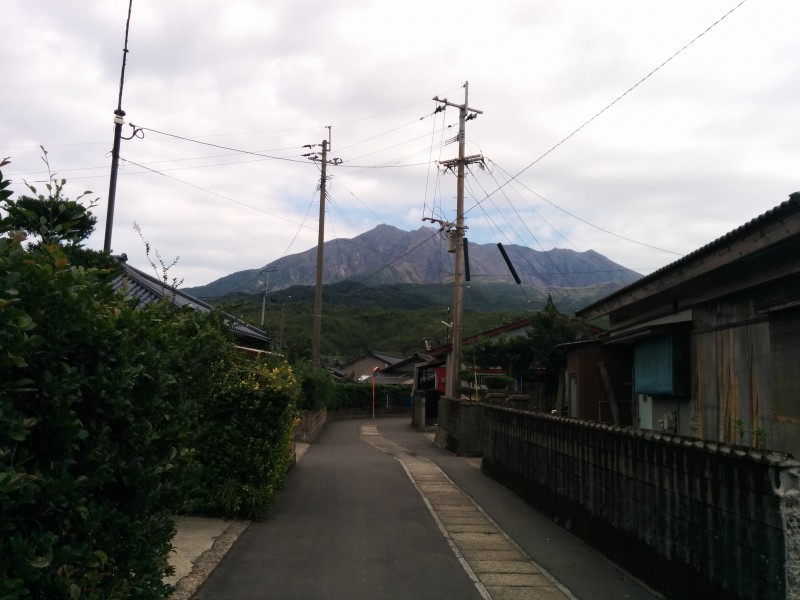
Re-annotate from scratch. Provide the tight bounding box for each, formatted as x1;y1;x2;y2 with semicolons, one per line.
481;406;800;600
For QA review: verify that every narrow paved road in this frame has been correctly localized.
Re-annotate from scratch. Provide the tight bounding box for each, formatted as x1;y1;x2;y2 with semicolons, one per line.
197;417;662;600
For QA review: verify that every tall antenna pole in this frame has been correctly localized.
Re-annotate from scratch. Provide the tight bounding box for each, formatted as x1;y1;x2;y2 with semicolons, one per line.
433;82;483;398
104;0;134;253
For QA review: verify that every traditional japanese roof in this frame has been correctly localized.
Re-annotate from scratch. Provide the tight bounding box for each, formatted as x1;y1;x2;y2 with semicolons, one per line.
112;256;270;345
577;191;800;320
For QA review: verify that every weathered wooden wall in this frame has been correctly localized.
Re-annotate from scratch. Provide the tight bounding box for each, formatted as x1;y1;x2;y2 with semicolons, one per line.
481;406;800;600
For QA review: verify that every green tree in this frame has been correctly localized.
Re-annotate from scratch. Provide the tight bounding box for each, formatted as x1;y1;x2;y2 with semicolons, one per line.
465;297;593;399
0;149;97;246
0;159;223;599
526;296;594;397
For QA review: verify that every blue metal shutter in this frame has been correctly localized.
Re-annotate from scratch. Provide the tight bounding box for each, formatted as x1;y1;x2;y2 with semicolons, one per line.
634;335;673;394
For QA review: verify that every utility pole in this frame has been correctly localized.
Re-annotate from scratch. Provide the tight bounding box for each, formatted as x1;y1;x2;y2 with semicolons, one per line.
258;267;278;329
433;82;483;399
304;129;341;369
279;304;286;351
104;0;134;253
260;281;267;328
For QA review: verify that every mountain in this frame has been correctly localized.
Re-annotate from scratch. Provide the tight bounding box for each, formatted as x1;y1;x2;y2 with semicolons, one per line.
184;224;641;299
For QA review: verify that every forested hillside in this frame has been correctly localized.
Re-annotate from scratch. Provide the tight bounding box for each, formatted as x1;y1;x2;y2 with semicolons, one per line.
216;280;615;361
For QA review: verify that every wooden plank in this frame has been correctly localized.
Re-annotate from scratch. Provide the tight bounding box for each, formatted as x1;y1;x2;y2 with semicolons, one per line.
598;361;620;425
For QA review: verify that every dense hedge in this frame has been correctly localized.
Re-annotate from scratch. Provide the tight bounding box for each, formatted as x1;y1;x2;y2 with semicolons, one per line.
0;238;227;599
0;164;302;597
293;360;335;411
328;381;409;411
190;358;299;519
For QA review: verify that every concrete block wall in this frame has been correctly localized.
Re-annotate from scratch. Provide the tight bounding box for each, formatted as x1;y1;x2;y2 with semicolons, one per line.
435;398;484;456
481;406;800;600
412;392;425;430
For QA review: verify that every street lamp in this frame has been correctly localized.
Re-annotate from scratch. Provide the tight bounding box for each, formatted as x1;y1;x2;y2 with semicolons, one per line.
371;366;380;419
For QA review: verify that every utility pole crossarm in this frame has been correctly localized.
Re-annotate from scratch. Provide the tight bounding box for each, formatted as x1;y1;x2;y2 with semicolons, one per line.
439;154;484;169
432;95;484;115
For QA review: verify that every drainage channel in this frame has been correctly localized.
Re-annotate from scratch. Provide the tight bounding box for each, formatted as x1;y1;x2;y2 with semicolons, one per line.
360;425;576;600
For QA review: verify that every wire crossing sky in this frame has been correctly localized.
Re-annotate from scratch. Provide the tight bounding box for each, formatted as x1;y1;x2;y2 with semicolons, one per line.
1;0;798;288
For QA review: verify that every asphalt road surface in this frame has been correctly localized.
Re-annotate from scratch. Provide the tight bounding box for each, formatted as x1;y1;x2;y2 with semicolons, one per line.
197;417;662;600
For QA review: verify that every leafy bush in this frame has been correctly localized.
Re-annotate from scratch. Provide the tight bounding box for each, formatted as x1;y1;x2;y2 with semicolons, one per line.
0;162;234;600
0;240;201;599
328;381;408;411
191;357;300;519
0;149;97;246
0;159;326;596
293;360;335;410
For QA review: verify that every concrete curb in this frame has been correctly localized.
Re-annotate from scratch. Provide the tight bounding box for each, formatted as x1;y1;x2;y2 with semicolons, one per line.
167;442;311;598
170;519;250;600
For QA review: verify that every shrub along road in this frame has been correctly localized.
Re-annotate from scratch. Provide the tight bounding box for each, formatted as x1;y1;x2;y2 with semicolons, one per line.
196;417;662;600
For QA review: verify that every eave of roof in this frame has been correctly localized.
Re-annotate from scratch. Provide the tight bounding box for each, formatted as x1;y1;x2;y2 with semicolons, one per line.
576;191;800;318
113;258;270;344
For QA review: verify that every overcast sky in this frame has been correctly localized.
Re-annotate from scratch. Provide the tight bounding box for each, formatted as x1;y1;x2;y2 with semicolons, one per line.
2;0;798;288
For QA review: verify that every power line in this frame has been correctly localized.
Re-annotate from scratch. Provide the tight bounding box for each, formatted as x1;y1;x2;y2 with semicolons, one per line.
488;160;682;256
134;125;313;165
463;170;576;294
466;0;749;212
120;156;318;231
356;229;442;284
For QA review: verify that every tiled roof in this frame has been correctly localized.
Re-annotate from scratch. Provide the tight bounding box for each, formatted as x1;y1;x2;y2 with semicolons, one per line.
577;192;800;317
339;351;404;369
112;257;270;345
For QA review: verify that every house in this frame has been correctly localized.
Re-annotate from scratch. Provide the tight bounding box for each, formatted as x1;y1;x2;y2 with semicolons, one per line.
560;339;634;425
573;191;800;455
113;256;271;349
371;352;432;386
337;351;404;382
426;317;533;394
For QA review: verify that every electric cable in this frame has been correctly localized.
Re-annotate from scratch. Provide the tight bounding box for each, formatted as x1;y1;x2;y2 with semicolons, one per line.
471;163;579;289
356;229;443;284
119;156;318;231
194;185;320;300
133;126;313;164
466;0;749;213
490;160;682;256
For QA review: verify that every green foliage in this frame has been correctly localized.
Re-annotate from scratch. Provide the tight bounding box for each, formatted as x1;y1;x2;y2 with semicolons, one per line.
0;162;239;599
226;291;529;361
191;358;300;519
0;149;97;246
0;241;190;599
465;298;594;400
466;334;534;376
327;382;408;411
482;374;515;392
293;361;336;410
525;299;594;396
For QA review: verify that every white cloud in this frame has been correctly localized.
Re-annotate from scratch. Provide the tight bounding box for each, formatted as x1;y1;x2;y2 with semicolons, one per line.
2;0;798;288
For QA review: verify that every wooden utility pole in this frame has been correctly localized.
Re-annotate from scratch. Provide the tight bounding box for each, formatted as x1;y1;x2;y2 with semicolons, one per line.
311;140;327;368
260;281;268;328
433;82;483;398
279;304;286;351
306;130;341;368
